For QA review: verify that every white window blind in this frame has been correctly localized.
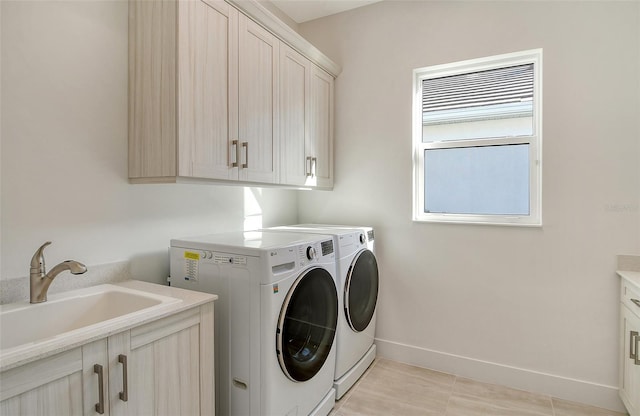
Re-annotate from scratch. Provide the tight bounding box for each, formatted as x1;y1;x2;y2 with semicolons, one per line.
422;64;534;126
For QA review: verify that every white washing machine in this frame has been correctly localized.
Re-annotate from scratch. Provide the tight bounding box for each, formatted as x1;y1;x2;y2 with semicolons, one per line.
266;225;378;399
169;231;339;416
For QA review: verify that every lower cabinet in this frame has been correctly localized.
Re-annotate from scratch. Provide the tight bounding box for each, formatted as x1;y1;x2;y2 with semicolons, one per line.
0;347;87;415
620;278;640;416
0;303;214;416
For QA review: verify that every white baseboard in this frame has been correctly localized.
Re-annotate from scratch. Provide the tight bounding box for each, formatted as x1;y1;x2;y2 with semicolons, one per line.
375;338;626;413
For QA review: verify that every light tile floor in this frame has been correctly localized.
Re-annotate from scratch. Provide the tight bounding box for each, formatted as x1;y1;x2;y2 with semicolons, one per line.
330;358;628;416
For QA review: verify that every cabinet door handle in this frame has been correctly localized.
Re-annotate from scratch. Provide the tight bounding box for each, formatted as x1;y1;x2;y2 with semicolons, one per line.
231;140;239;168
636;335;640;366
631;298;640;308
311;157;317;177
118;354;129;402
631;331;639;360
306;157;312;177
94;364;105;414
242;142;248;169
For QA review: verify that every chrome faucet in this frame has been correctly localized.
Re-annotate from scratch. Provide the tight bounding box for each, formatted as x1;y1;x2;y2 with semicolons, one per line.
30;241;87;303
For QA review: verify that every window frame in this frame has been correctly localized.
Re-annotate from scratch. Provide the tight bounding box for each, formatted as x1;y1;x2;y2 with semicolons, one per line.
412;49;543;226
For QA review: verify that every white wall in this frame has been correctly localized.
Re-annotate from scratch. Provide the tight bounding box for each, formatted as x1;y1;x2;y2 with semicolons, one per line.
299;0;640;411
0;1;298;285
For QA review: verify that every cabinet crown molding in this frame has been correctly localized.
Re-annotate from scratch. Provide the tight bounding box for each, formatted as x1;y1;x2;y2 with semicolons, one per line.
226;0;341;77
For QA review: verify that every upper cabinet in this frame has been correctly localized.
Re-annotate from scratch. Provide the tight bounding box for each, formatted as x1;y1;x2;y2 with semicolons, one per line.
280;45;334;188
128;0;339;189
180;0;238;181
129;0;239;182
308;64;334;188
238;15;279;184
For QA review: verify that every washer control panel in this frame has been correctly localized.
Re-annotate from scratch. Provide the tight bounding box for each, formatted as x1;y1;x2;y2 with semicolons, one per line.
177;249;247;282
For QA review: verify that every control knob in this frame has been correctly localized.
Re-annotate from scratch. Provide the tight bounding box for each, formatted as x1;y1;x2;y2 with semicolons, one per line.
359;234;366;244
306;246;317;260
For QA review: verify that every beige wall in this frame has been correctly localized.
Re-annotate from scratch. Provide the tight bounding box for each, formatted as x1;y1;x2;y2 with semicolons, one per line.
0;1;298;283
299;0;640;411
1;0;639;411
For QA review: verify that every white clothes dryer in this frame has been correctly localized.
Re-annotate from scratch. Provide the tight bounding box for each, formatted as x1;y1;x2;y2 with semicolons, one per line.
169;231;339;416
266;225;379;399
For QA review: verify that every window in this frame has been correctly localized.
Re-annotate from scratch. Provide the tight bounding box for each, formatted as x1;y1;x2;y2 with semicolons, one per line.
413;49;542;226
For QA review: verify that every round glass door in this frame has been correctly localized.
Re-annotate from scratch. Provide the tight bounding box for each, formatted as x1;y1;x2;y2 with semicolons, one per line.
344;250;379;332
276;267;338;382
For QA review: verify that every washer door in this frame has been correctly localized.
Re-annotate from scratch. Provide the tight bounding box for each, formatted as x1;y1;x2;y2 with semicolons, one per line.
276;267;338;382
344;249;379;332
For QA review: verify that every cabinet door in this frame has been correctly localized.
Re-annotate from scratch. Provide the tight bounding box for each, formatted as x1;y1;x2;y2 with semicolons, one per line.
621;304;640;416
128;0;178;179
0;347;100;416
308;65;334;188
126;308;205;416
280;45;311;186
238;14;279;184
107;332;130;416
178;0;239;180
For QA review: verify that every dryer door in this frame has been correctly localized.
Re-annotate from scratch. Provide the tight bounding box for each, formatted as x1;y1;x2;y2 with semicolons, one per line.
344;249;379;332
277;267;338;382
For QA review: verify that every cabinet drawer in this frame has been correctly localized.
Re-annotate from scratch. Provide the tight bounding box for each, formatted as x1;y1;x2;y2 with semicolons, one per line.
622;281;640;319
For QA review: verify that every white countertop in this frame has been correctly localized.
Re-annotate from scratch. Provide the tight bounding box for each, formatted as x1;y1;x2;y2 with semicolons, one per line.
0;280;217;372
617;270;640;291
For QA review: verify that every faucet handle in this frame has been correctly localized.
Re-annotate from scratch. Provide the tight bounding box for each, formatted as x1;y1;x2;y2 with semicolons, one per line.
30;241;52;273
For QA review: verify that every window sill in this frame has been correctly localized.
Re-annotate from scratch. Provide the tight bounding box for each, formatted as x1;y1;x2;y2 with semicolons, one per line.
413;214;542;227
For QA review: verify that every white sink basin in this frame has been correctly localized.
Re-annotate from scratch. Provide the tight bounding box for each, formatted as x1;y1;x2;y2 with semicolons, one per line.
0;284;181;351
